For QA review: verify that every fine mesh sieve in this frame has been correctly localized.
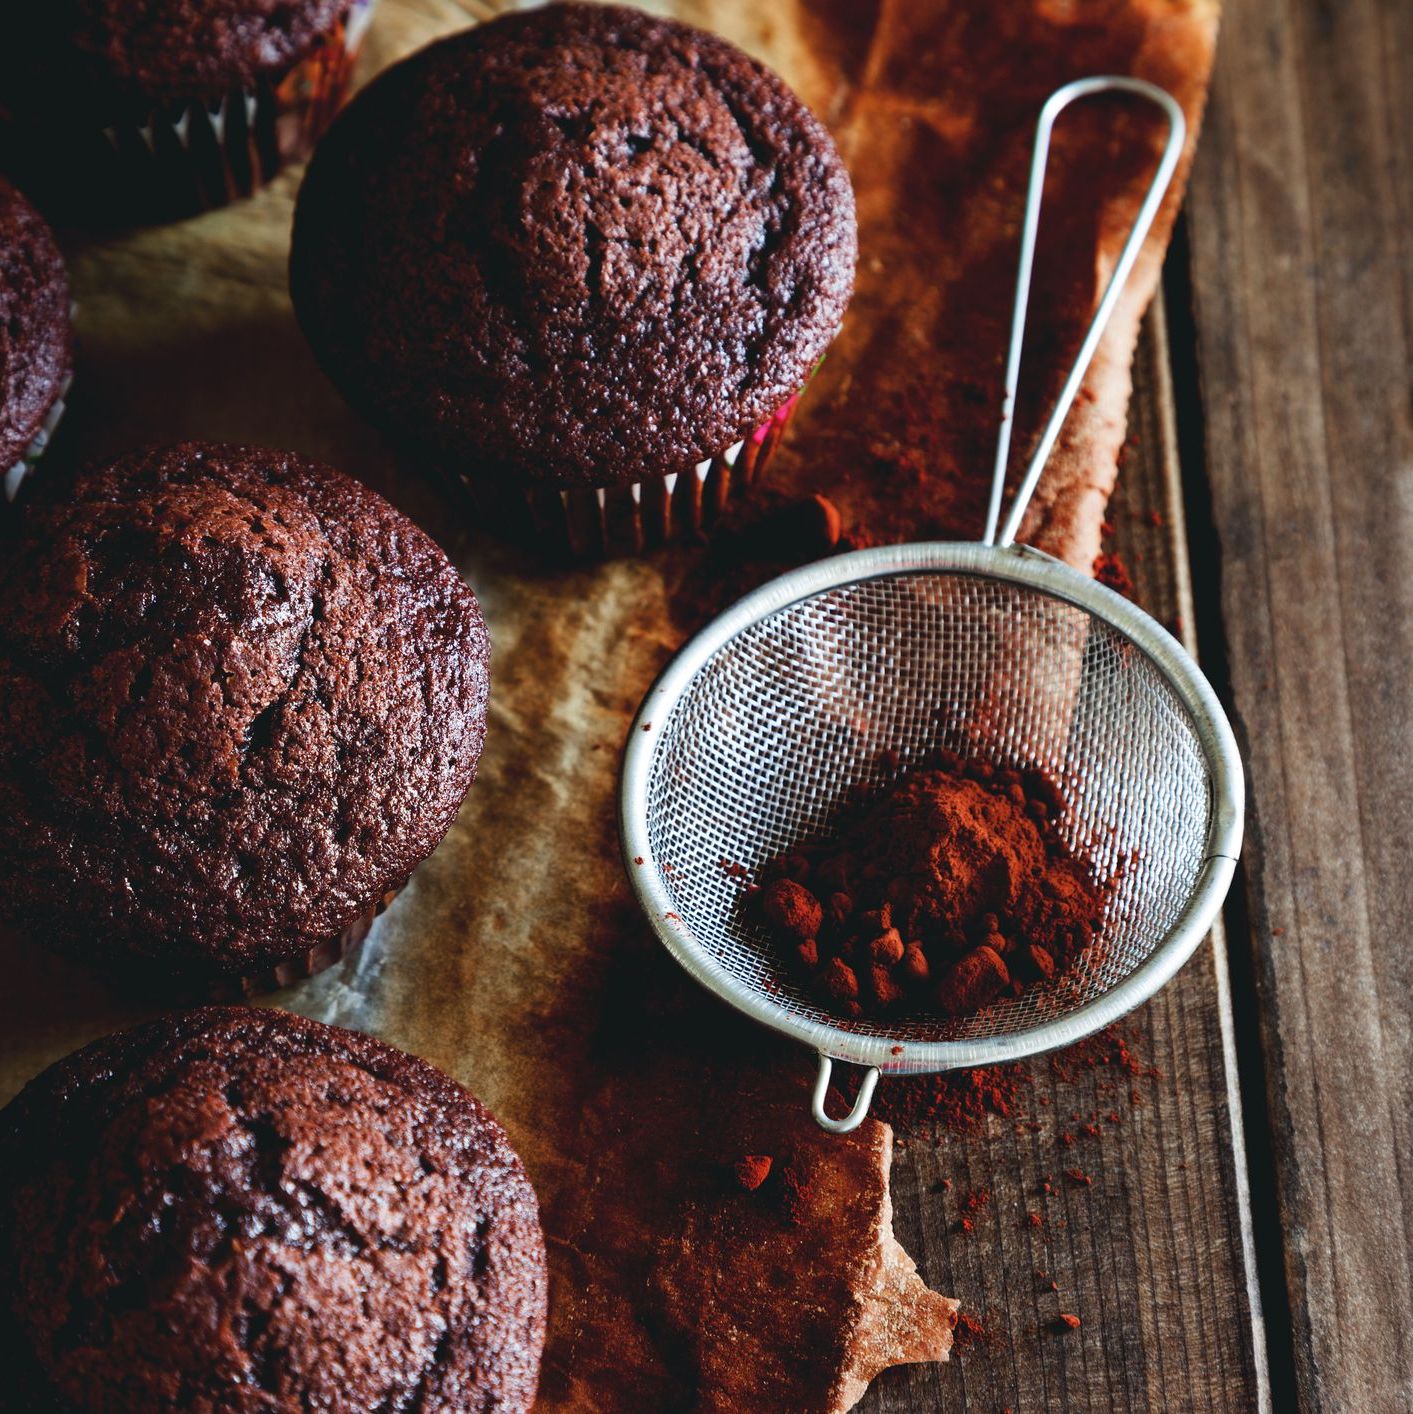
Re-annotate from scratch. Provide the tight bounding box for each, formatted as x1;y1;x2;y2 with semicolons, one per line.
620;77;1243;1133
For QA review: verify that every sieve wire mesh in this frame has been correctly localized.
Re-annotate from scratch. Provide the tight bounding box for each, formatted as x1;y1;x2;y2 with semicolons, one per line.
641;568;1214;1048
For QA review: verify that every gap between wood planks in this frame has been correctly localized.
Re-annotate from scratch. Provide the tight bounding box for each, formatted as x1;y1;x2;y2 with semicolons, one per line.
1165;213;1289;1414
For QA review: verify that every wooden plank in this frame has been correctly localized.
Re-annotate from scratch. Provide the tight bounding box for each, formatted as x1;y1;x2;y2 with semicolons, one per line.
859;302;1265;1411
1185;0;1413;1406
0;3;1266;1409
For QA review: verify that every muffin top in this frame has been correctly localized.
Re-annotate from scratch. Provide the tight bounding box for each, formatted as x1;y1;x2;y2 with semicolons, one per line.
0;442;490;977
0;1007;548;1412
291;2;857;489
4;0;357;111
0;179;71;477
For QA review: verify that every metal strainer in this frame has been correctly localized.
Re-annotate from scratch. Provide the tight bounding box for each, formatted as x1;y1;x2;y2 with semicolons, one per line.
620;77;1243;1134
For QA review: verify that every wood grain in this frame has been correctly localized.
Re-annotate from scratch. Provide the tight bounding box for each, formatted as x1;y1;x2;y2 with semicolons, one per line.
859;303;1265;1412
1186;0;1413;1406
0;2;1270;1408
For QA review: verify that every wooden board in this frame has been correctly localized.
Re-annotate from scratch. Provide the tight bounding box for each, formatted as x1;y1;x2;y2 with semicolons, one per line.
1185;0;1413;1405
860;300;1265;1411
0;1;1272;1408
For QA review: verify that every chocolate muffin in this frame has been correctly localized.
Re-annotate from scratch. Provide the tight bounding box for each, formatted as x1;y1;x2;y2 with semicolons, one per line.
0;0;380;223
0;442;490;983
0;179;71;504
290;2;857;555
0;1007;548;1412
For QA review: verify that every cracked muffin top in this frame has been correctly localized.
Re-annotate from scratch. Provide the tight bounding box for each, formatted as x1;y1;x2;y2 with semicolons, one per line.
0;442;490;978
290;2;857;490
1;0;360;112
0;178;71;479
0;1006;548;1413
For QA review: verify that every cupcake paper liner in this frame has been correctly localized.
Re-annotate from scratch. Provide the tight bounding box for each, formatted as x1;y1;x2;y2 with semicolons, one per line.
64;0;378;222
211;884;403;1000
4;370;71;505
469;388;803;560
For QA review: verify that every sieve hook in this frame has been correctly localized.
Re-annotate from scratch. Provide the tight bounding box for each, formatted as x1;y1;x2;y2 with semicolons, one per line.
811;1054;880;1135
982;76;1187;549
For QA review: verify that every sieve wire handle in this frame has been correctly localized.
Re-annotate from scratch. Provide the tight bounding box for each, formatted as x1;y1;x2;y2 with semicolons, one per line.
811;1054;880;1135
983;76;1187;549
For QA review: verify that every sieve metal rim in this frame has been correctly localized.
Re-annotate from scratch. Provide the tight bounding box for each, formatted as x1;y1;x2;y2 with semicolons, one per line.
621;78;1241;1130
619;540;1244;1076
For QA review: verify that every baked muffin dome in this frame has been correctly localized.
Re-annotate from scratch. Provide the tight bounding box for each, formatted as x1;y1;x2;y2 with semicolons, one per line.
0;442;490;978
0;1;377;227
0;1007;548;1412
2;0;360;113
290;2;857;490
0;178;71;484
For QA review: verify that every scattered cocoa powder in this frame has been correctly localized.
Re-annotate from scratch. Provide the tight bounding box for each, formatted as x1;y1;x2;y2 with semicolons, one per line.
1094;549;1136;598
868;1063;1031;1132
732;1154;772;1191
1048;1027;1159;1084
730;1153;815;1226
776;1162;814;1226
952;1309;1002;1352
852;1022;1159;1142
755;754;1108;1023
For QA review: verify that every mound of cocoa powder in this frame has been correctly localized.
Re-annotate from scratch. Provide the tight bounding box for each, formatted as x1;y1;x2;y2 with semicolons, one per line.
754;753;1109;1021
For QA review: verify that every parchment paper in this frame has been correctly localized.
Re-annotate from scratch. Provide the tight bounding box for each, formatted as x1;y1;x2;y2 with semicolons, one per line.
0;1;1217;1408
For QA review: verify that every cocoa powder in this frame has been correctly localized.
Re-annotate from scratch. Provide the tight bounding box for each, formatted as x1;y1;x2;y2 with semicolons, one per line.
755;753;1108;1022
852;1023;1160;1139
